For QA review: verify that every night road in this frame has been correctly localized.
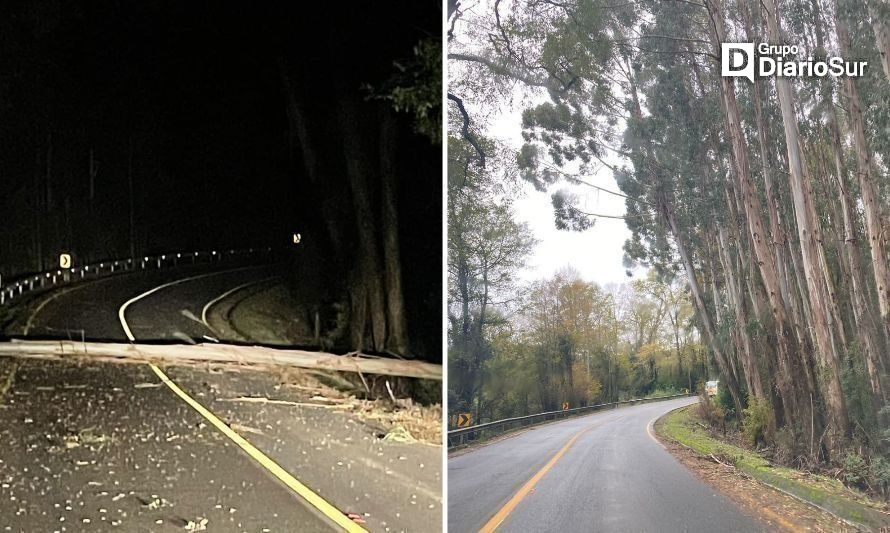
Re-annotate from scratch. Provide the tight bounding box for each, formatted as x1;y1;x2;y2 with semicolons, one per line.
0;2;443;531
448;398;763;533
0;264;441;532
13;261;281;343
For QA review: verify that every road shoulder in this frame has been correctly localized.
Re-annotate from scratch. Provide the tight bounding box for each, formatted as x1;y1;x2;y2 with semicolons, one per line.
655;405;890;532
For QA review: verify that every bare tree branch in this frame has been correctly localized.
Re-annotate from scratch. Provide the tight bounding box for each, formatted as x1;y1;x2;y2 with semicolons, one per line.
448;93;486;168
448;52;552;88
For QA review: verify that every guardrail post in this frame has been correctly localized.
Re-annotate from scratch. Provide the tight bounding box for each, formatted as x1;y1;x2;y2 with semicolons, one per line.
0;247;280;308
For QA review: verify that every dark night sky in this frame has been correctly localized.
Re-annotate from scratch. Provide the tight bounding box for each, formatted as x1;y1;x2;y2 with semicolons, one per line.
1;1;441;268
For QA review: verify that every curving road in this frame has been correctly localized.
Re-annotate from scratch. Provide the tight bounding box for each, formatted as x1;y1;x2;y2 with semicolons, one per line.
448;397;763;533
0;263;442;532
17;261;280;343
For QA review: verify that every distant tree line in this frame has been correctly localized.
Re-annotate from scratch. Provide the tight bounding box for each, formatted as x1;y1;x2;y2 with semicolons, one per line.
448;131;709;423
449;0;890;469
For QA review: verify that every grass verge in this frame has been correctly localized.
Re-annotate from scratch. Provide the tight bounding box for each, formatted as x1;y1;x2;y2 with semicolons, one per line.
657;406;890;530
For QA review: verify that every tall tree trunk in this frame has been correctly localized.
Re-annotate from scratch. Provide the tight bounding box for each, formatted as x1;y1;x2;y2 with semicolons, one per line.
809;0;886;403
379;110;409;355
716;221;764;399
836;14;890;332
867;0;890;84
340;98;387;353
662;193;744;413
830;112;885;403
279;59;343;254
624;50;744;409
706;0;802;429
761;0;849;452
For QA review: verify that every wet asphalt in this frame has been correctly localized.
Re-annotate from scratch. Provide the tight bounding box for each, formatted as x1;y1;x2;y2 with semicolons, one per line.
0;264;442;532
448;397;764;533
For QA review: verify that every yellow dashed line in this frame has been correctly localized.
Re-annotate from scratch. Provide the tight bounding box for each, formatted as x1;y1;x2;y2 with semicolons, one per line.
148;363;367;533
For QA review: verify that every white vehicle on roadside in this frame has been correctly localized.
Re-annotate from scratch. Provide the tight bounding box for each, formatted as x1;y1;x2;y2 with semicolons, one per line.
705;380;719;397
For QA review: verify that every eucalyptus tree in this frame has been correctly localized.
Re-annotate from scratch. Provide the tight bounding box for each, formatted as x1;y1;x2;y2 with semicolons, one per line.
449;0;890;462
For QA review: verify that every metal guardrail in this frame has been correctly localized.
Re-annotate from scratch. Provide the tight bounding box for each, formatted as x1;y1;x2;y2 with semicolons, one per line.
0;247;277;306
447;393;694;448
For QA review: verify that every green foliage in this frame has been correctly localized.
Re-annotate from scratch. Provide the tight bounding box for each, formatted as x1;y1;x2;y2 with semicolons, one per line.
447;127;538;418
716;383;738;421
551;189;594;231
841;349;879;439
696;392;725;428
870;457;890;496
451;0;890;468
742;398;775;448
588;377;603;404
367;38;441;143
649;386;681;397
842;451;869;488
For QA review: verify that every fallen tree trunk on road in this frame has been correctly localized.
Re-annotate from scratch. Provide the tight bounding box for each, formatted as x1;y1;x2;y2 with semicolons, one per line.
0;340;442;381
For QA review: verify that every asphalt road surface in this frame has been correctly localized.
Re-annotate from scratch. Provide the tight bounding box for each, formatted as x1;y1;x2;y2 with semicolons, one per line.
448;397;763;533
14;261;281;342
0;263;441;532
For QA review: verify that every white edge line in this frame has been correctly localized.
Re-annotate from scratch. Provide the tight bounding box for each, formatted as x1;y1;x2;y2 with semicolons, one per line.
200;276;277;330
121;270;367;531
646;416;663;446
24;285;82;336
118;266;260;342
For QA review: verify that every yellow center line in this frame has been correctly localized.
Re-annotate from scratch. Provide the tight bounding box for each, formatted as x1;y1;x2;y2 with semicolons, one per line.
479;424;596;533
148;363;366;533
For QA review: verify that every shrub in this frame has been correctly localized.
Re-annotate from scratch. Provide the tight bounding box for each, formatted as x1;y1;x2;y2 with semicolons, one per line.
716;384;737;420
842;451;868;488
647;386;679;399
697;392;726;428
741;397;775;448
870;456;890;497
773;427;799;465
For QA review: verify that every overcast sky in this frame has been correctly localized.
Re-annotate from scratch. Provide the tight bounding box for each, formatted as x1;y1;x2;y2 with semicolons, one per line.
486;109;633;286
451;0;638;287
